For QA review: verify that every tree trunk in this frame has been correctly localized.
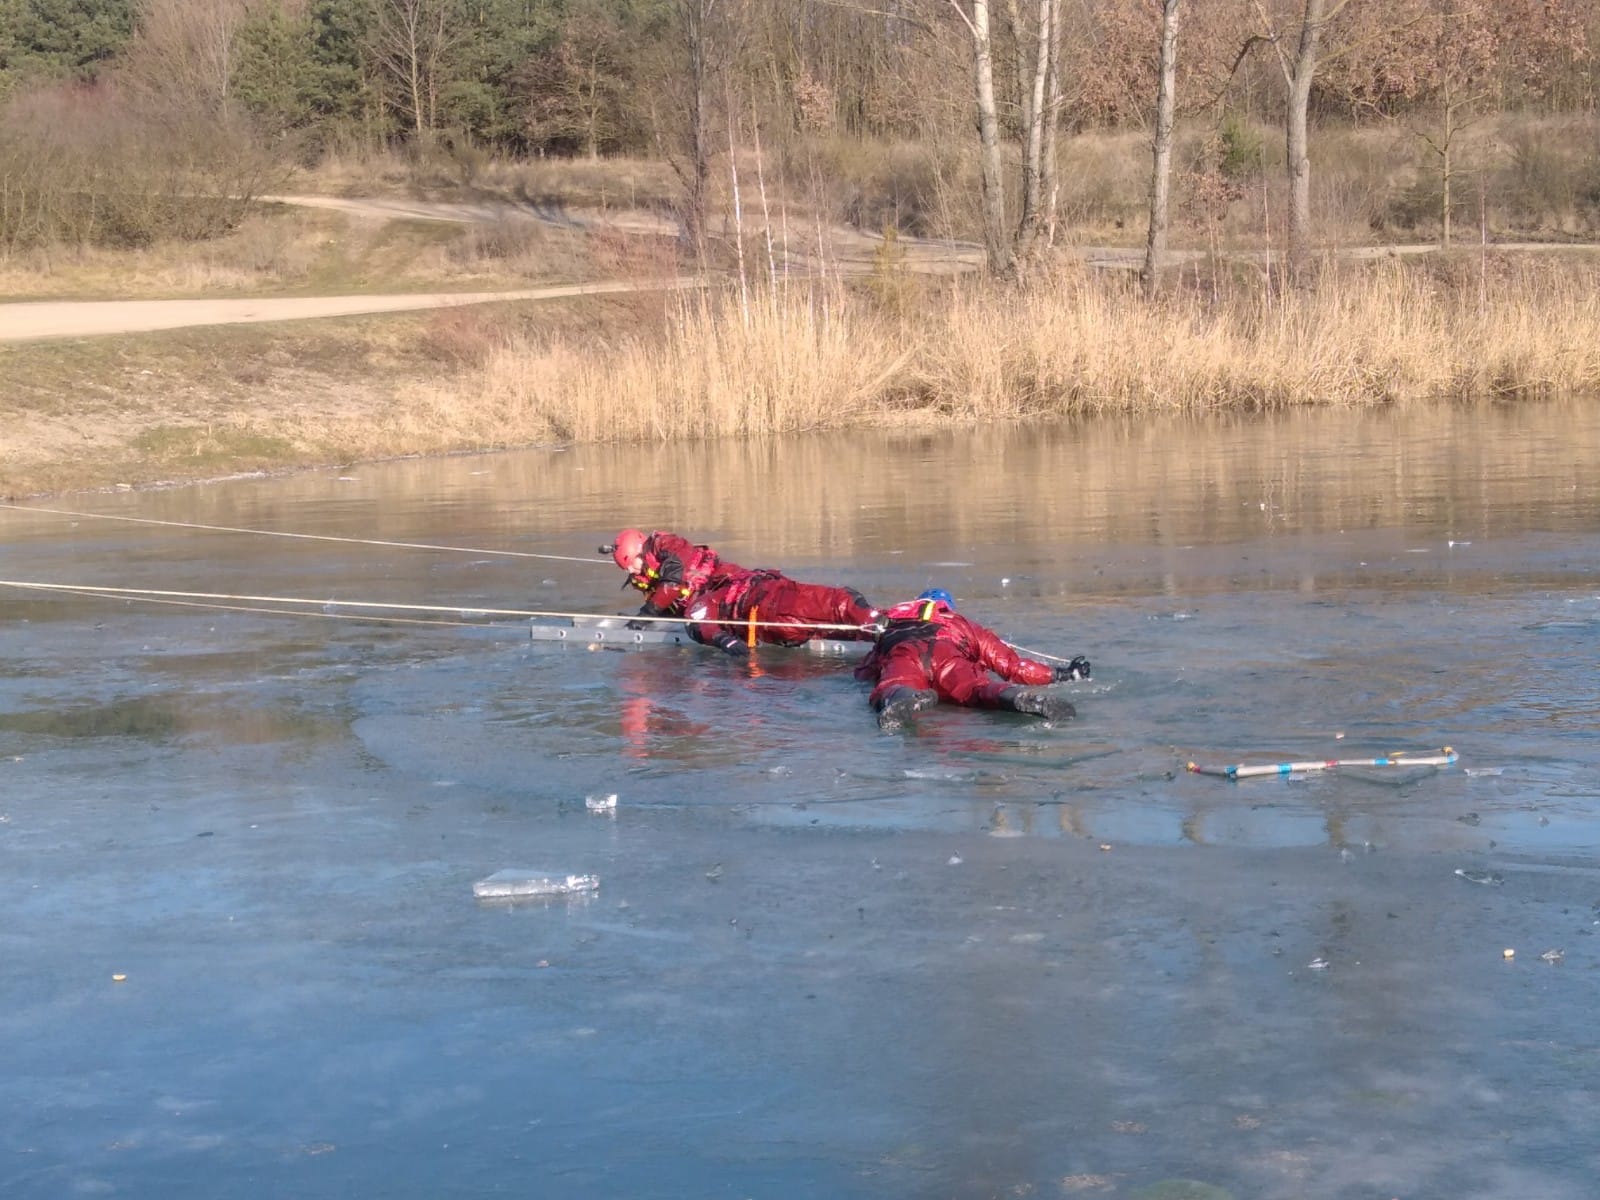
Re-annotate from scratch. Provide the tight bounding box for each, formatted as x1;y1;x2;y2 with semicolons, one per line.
673;0;718;252
1284;0;1330;281
1440;57;1454;247
1015;0;1054;256
1039;0;1063;245
1141;0;1182;298
970;0;1013;274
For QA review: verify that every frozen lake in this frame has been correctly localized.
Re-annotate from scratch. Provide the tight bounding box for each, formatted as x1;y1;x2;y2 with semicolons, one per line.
3;400;1599;1198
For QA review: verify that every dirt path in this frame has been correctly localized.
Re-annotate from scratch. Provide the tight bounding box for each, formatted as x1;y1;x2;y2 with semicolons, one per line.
0;278;702;344
5;191;1592;345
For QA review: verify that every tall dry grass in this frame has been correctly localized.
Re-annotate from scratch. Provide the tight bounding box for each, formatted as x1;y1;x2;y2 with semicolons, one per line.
395;287;905;448
393;254;1600;450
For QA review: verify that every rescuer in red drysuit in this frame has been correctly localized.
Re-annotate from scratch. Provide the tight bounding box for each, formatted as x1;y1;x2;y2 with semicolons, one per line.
601;528;749;622
681;569;881;656
855;589;1091;731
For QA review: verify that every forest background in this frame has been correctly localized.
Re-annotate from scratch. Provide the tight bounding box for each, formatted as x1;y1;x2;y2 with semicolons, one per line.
2;0;1599;495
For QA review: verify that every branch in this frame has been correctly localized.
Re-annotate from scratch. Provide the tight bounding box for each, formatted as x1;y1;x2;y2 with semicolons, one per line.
804;0;935;32
944;0;978;40
1318;12;1430;68
1187;33;1275;117
1250;0;1293;85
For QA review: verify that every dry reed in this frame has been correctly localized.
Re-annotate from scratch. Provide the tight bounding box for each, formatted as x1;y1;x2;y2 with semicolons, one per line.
394;255;1600;450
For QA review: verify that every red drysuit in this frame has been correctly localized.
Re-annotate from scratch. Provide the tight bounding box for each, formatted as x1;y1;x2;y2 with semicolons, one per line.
626;530;747;617
855;598;1054;708
685;570;879;649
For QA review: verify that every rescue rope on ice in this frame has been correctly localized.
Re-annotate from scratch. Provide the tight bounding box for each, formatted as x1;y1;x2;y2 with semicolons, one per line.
0;579;876;635
0;502;602;565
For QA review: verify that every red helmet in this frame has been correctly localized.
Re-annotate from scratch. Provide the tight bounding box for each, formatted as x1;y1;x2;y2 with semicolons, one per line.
611;528;646;572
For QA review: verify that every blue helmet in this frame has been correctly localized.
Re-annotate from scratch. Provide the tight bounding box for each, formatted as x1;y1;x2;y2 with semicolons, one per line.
917;587;956;610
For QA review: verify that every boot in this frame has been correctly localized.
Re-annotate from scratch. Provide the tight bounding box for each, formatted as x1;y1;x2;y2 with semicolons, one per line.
998;686;1076;722
876;687;938;731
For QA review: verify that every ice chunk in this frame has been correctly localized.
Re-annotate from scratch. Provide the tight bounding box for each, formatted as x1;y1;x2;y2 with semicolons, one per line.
473;869;599;900
585;793;618;813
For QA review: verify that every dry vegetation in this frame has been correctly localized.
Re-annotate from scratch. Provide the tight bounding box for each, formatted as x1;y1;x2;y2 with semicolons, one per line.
8;245;1596;499
4;116;1600;498
396;253;1600;450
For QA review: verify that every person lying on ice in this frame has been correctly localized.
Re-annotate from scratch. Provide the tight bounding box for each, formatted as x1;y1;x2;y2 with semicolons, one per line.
680;568;881;655
601;528;879;646
600;528;749;622
854;588;1091;731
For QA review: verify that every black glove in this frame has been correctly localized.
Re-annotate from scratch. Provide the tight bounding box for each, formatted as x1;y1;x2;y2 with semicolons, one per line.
1054;656;1091;682
627;603;664;631
712;632;750;658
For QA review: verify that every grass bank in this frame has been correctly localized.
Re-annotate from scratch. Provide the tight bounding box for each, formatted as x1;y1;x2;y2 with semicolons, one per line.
4;253;1598;498
0;293;665;496
0;205;674;302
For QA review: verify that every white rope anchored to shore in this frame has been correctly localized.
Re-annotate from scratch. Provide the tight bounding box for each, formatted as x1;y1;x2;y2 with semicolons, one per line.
0;502;603;565
0;579;875;635
29;586;497;629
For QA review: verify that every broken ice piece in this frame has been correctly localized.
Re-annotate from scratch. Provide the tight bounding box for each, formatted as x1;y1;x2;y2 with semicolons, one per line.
1454;868;1504;886
1540;949;1565;964
585;793;618;813
1464;767;1504;777
473;869;599;900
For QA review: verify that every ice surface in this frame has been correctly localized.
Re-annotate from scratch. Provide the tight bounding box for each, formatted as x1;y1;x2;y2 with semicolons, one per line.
7;404;1600;1200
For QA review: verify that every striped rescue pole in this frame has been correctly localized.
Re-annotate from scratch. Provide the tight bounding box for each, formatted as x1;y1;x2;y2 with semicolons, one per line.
1187;747;1458;780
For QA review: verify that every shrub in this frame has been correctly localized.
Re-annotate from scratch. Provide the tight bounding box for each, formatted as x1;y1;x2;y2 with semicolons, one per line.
1218;112;1265;181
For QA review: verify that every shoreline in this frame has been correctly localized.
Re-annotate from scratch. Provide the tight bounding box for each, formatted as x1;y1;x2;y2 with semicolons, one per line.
5;251;1600;500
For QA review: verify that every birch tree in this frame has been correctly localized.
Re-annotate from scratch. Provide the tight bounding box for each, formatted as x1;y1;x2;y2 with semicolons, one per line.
122;0;252;118
1037;0;1065;245
367;0;462;138
1141;0;1182;297
1010;0;1060;257
948;0;1012;274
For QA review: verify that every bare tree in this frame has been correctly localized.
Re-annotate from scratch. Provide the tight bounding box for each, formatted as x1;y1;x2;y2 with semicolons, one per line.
523;5;630;159
1142;0;1182;297
1250;0;1355;280
367;0;462;138
1038;0;1066;246
657;0;733;252
948;0;1012;274
1013;0;1059;257
122;0;252;118
1411;0;1497;247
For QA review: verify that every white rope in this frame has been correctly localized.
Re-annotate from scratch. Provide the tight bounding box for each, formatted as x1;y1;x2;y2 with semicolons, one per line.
1004;639;1074;665
33;586;504;629
0;502;603;565
0;579;875;634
